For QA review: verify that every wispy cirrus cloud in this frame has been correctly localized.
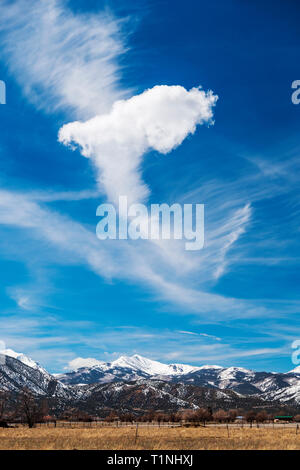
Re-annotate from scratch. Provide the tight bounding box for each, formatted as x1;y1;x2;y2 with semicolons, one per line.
57;324;290;372
0;0;247;317
0;309;294;372
178;331;221;341
0;188;255;317
213;203;252;279
0;0;128;118
0;0;285;374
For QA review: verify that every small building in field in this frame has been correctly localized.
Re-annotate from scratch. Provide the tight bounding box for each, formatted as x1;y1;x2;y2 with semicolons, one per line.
235;416;245;423
274;415;293;422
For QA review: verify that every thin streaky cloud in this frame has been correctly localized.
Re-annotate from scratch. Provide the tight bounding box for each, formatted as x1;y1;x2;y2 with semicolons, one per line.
0;188;271;317
0;0;129;118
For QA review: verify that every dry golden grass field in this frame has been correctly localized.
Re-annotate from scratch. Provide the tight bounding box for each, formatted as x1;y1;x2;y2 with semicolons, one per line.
1;425;300;450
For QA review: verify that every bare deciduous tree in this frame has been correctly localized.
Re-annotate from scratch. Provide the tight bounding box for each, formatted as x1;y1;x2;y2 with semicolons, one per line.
17;388;43;428
213;409;229;423
104;411;119;423
195;408;211;426
0;392;8;420
0;392;10;427
256;410;269;423
228;409;238;422
181;409;196;422
245;410;257;427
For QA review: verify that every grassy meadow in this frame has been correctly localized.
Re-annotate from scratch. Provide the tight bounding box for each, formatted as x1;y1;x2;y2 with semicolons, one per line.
0;425;300;450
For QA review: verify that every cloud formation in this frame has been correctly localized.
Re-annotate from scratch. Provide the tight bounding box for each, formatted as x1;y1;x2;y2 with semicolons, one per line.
0;188;257;318
66;357;104;370
213;203;252;279
0;0;127;117
59;85;218;204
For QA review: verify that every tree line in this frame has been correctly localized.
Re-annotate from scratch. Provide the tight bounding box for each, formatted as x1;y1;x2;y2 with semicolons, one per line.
103;408;283;426
1;389;300;428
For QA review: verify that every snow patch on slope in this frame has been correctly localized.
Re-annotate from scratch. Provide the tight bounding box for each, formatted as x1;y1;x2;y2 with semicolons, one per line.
0;349;43;372
289;365;300;374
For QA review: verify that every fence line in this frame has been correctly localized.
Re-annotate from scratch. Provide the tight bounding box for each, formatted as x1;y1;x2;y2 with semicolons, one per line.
8;421;300;430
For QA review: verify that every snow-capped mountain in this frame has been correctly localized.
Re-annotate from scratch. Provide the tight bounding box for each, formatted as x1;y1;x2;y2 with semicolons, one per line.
57;354;201;385
57;354;300;404
0;348;47;375
111;354;199;376
0;351;75;400
0;350;271;415
1;350;300;407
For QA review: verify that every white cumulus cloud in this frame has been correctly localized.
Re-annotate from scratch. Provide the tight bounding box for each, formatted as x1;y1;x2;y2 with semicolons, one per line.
59;85;218;204
67;357;104;370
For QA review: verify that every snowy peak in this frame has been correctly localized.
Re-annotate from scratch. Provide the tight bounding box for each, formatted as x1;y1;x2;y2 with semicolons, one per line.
111;354;148;370
0;349;53;380
111;354;169;375
0;348;41;371
111;354;199;376
219;366;255;380
288;365;300;374
56;354;202;385
62;354;256;381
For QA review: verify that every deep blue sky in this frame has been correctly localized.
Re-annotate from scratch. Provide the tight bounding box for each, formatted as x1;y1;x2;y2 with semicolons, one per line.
0;0;299;373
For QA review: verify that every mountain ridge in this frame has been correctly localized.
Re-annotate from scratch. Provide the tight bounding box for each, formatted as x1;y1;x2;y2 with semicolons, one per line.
1;350;300;409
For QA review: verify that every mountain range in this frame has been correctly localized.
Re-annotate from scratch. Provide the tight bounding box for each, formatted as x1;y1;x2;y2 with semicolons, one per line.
56;353;300;404
1;349;300;416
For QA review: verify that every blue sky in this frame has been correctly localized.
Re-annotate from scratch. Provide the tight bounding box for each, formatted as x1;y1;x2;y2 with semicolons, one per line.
0;0;299;373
